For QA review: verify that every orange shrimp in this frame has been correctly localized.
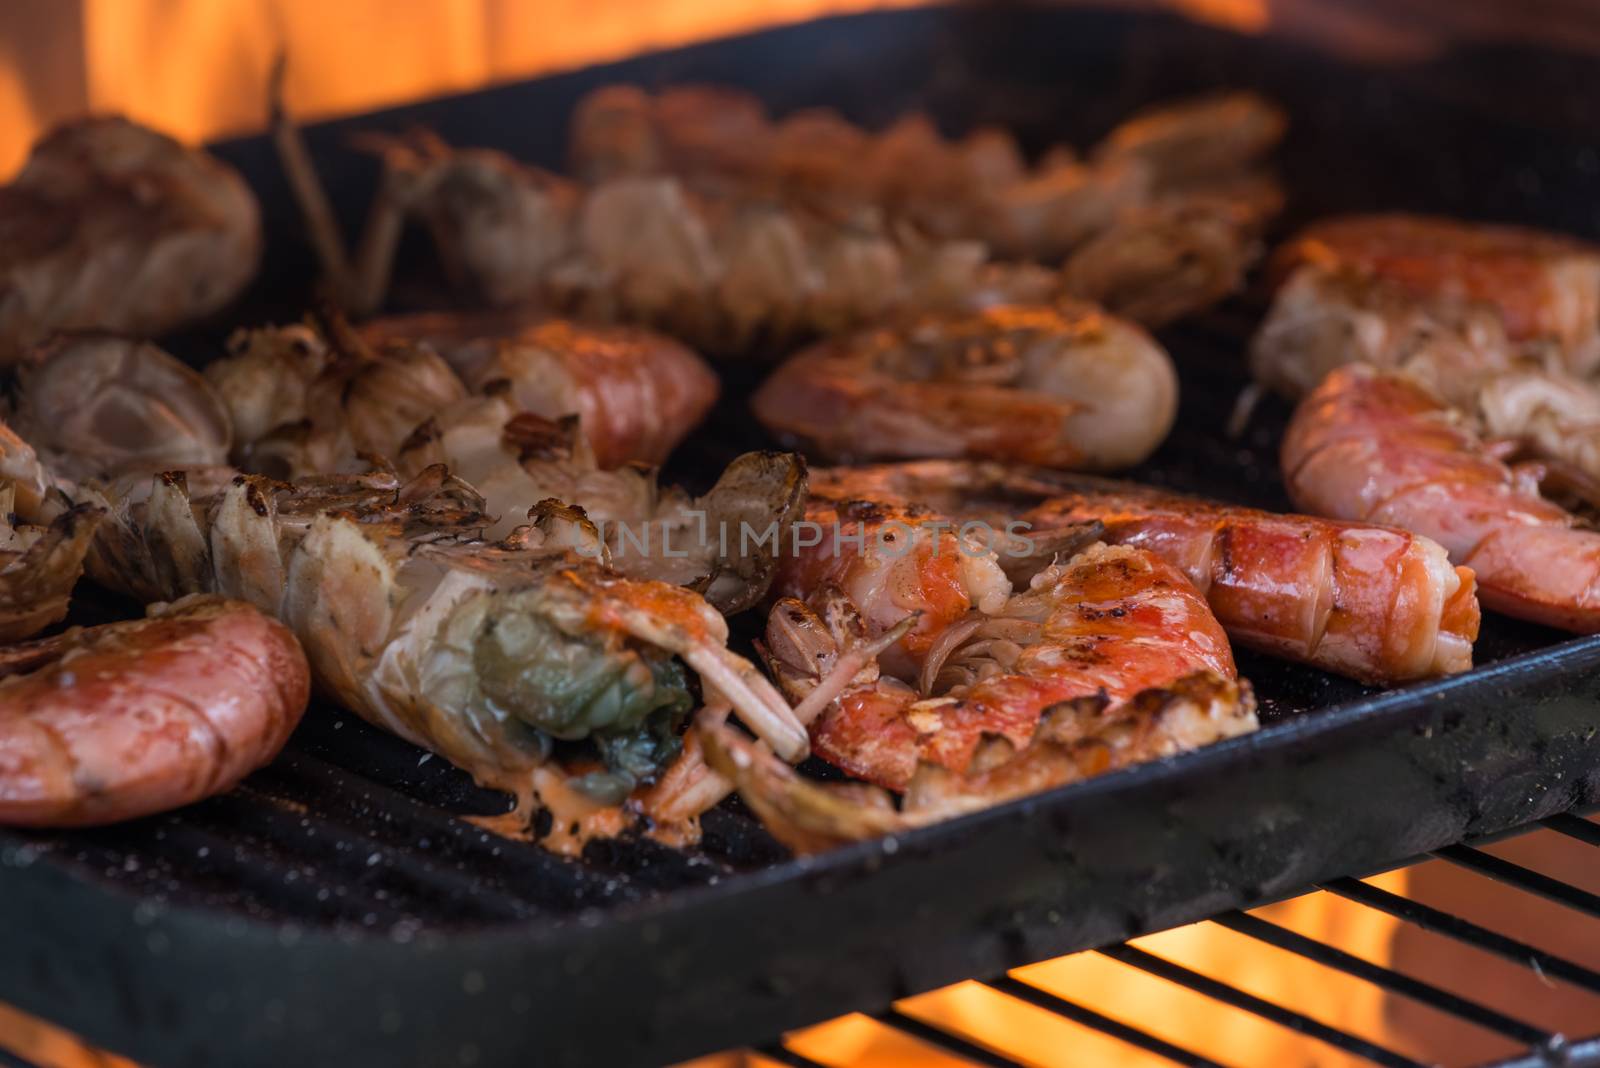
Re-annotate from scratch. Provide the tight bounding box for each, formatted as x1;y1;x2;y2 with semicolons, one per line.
356;311;719;468
809;461;1480;684
751;302;1177;469
708;541;1254;851
1272;214;1600;372
1283;364;1600;633
0;595;309;827
768;495;1015;680
809;543;1242;792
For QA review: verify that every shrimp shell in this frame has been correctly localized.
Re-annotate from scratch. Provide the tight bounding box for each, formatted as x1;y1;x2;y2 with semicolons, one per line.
0;117;260;364
1271;214;1600;373
810;461;1480;684
750;302;1176;469
1283;364;1600;632
0;594;309;827
83;466;806;849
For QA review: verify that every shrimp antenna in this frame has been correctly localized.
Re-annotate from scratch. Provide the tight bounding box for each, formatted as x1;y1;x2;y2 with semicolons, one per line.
269;53;359;309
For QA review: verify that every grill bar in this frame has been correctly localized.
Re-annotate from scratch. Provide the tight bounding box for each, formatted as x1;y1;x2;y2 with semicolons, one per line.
1211;912;1549;1045
1096;944;1426;1067
1319;878;1600;993
753;818;1600;1067
1433;844;1600;919
1540;813;1600;848
755;1044;831;1068
984;976;1226;1067
872;1010;1028;1067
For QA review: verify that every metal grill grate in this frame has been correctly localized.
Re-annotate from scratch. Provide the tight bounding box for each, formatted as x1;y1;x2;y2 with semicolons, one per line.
738;810;1600;1068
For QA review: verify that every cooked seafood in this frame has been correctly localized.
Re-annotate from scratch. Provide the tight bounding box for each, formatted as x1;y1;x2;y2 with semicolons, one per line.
398;405;804;612
808;461;1479;684
1283;364;1600;632
708;537;1255;852
10;334;233;484
83;465;807;852
750;303;1177;468
356;310;718;468
570;84;1284;262
1270;214;1600;373
0;117;260;363
273;81;1276;352
0;595;309;827
0;421;101;641
14;320;791;615
206;313;717;475
1254;215;1600;506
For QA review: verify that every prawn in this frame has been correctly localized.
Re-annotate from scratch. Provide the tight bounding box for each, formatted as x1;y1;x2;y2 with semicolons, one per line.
0;420;102;641
571;84;1283;265
1254;244;1600;494
810;461;1479;684
0;595;309;827
706;541;1255;852
10;334;233;484
750;302;1177;469
397;406;805;613
355;310;719;468
1283;364;1600;632
271;77;1274;354
204;313;717;475
83;465;807;853
0;117;260;363
1270;214;1600;373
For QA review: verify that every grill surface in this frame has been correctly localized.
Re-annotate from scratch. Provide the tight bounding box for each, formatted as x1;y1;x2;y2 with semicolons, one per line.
3;6;1600;1068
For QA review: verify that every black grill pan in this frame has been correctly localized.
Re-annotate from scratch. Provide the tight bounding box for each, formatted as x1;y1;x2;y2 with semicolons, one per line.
5;7;1600;1067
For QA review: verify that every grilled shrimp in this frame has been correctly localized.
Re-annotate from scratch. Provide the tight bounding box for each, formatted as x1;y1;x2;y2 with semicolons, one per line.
0;595;309;827
9;334;233;483
355;311;718;467
706;541;1255;852
0;117;260;363
0;421;101;641
83;465;806;852
204;314;716;474
398;404;805;612
1254;242;1600;490
809;461;1479;684
1270;214;1600;373
273;83;1274;353
750;302;1177;468
571;84;1284;262
1283;364;1600;632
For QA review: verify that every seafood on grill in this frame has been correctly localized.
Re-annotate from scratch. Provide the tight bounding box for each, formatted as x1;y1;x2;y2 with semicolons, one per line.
1255;219;1600;488
355;310;718;468
750;302;1177;469
1283;364;1600;632
272;80;1277;353
9;334;233;484
0;595;309;827
0;116;261;363
398;406;805;613
571;84;1284;278
1269;213;1600;375
0;421;102;641
81;465;808;852
14;319;795;614
808;461;1480;684
205;312;717;477
706;524;1256;852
